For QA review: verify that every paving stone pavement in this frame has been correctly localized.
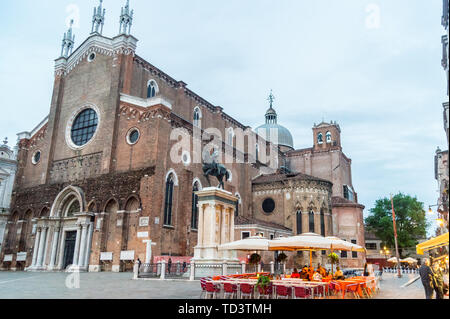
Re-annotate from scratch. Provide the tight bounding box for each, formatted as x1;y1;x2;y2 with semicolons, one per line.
375;273;449;299
0;271;448;299
0;272;201;299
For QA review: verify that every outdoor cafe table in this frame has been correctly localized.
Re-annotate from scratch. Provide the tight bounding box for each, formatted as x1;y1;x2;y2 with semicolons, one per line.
331;277;375;299
271;279;329;298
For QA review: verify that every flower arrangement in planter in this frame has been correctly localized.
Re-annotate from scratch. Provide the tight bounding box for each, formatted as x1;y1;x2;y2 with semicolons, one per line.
328;252;340;274
254;275;271;294
248;253;261;265
276;252;288;263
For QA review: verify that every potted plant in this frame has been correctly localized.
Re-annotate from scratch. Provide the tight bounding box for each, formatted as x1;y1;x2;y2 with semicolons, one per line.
248;253;262;273
276;252;288;264
249;253;261;265
328;252;340;275
254;275;271;295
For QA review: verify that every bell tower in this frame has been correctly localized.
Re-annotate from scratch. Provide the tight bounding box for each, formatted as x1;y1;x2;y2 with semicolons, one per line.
312;121;342;151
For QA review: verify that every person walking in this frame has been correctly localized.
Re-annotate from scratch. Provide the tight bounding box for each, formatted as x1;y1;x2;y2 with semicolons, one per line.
419;258;434;299
432;262;444;299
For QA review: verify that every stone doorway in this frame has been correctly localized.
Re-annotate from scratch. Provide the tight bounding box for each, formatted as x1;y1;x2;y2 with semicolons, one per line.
63;231;77;270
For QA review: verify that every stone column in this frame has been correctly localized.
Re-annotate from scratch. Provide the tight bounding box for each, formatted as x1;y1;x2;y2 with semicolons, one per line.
48;227;60;269
31;227;41;267
189;260;195;281
270;261;275;274
77;224;88;267
222;260;228;276
160;260;166;280
197;204;204;247
36;226;48;268
72;225;82;266
83;222;94;268
241;261;246;274
57;231;67;270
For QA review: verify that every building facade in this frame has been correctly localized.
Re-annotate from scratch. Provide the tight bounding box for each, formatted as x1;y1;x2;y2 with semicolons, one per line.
0;138;18;255
434;0;450;234
1;1;366;271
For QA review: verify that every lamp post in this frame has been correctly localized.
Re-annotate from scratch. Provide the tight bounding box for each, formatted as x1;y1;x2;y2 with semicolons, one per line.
380;246;390;268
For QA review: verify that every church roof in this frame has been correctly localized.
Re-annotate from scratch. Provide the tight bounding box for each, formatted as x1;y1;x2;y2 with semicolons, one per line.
235;215;292;232
252;171;332;185
255;123;294;149
331;196;365;209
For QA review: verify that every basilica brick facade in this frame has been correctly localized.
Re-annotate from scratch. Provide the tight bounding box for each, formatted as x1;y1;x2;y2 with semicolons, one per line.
1;1;365;272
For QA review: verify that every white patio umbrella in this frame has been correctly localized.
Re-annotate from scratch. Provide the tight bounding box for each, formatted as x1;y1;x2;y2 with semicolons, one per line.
400;257;418;264
325;236;366;252
387;257;399;263
218;236;270;251
268;233;332;266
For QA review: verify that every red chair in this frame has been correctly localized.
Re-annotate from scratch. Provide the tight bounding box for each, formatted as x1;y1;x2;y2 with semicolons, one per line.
240;283;254;299
294;286;312;299
257;284;273;299
313;285;325;298
205;282;221;299
200;277;212;299
275;285;292;299
328;281;341;298
223;283;238;299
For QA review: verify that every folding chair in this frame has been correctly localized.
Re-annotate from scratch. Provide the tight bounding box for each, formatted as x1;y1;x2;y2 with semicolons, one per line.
199;277;212;299
240;283;254;299
294;286;312;299
275;285;292;299
223;283;238;299
205;281;221;299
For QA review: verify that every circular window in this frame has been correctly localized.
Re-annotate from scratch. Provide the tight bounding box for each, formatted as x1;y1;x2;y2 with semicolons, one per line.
262;198;276;214
88;52;96;62
127;128;140;145
32;151;41;164
70;108;98;147
182;151;191;165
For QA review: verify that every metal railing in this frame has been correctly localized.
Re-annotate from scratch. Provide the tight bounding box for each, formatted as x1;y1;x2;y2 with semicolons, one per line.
134;261;283;281
138;263;161;278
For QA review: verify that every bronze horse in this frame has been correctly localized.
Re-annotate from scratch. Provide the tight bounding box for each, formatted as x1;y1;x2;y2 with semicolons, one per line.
202;162;229;189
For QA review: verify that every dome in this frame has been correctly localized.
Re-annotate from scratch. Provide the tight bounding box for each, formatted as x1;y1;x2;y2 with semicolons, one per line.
254;91;294;150
255;123;294;149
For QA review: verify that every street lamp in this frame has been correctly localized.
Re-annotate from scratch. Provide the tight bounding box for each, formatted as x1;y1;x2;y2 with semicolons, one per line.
380;246;390;266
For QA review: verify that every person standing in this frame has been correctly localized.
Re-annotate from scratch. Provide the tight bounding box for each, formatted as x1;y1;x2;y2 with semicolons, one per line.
363;262;369;276
419;258;434;299
168;258;172;274
432;263;444;299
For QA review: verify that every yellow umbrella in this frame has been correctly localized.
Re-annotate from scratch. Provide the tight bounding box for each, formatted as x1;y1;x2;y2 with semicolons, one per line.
416;233;449;255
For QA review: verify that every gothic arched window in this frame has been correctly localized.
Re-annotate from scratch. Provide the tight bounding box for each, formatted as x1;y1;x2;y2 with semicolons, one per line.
309;210;315;233
235;194;241;217
147;80;158;98
193;107;202;127
296;210;302;235
317;133;323;144
320;209;325;236
163;174;175;226
226;128;234;146
326;131;332;143
191;182;200;229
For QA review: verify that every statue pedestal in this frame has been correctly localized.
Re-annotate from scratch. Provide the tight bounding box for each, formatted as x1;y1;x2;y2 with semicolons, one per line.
193;188;239;276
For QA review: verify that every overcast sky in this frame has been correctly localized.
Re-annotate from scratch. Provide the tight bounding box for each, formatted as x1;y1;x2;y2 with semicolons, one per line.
0;1;447;234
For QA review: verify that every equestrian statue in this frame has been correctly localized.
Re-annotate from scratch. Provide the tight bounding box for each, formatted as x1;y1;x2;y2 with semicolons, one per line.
202;149;229;189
